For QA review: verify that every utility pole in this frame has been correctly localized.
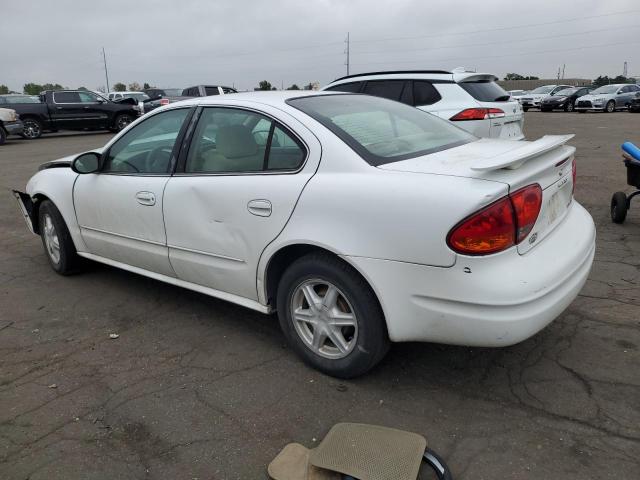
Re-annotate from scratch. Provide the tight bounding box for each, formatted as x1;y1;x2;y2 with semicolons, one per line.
344;32;350;76
561;63;565;79
623;61;628;78
102;47;110;93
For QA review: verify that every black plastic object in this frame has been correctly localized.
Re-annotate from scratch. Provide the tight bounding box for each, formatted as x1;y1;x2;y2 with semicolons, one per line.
340;447;453;480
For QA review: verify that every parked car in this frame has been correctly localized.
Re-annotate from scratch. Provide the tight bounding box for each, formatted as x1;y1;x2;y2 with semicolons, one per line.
518;85;573;111
540;86;594;112
13;91;595;378
628;91;640;112
107;91;162;114
144;88;184;104
323;69;524;140
0;94;41;105
181;85;238;97
1;90;140;139
575;84;640;113
0;107;24;144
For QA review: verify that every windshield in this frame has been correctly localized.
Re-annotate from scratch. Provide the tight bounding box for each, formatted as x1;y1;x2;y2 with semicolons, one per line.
529;86;554;94
126;93;149;101
591;85;619;95
459;81;510;102
288;94;476;166
554;88;577;96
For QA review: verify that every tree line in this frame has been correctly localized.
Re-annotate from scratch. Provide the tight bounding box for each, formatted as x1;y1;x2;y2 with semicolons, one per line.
504;73;637;85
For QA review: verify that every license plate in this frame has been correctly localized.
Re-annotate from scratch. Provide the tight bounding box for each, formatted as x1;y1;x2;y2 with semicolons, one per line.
500;121;522;139
546;180;571;226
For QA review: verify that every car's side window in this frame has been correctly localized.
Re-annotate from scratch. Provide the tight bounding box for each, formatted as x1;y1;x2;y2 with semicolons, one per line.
363;80;405;102
413;81;442;106
54;91;81;103
102;108;190;174
185;107;305;174
325;81;363;93
78;92;98;103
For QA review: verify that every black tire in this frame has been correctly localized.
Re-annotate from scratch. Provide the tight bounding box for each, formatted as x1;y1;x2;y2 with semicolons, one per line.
111;114;133;132
523;107;529;112
565;101;575;112
38;200;82;275
276;252;389;378
611;192;628;224
541;107;552;112
0;127;6;145
578;109;586;113
21;118;42;139
605;100;615;113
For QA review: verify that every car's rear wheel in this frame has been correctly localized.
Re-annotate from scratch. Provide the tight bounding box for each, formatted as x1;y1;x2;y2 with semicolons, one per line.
38;200;82;275
21;118;42;139
605;101;615;113
523;107;529;112
276;252;389;378
0;127;6;145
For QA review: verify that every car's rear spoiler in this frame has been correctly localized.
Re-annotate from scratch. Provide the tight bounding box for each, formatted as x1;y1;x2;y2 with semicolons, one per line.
471;135;575;172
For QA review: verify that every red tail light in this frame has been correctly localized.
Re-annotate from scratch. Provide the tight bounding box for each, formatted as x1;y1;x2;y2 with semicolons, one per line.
450;108;505;121
447;184;542;255
160;98;170;105
571;159;576;195
510;184;543;243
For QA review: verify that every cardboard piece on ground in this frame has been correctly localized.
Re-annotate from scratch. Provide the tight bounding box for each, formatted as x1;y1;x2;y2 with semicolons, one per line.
309;423;427;480
268;443;341;480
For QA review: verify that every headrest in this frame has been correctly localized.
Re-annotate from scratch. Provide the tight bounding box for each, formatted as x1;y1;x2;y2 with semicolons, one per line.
217;125;258;158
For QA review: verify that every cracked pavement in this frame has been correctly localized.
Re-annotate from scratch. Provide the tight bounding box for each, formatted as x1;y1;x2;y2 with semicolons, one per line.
1;114;639;479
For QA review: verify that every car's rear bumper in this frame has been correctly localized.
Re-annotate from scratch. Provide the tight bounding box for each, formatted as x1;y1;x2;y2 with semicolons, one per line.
3;120;24;135
345;201;595;346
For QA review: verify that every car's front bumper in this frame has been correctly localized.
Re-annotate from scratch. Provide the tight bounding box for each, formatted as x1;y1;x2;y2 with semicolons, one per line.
575;99;606;110
345;201;595;346
519;98;541;108
3;120;24;135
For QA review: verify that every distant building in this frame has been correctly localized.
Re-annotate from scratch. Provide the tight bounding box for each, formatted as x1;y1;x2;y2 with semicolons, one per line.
498;78;592;91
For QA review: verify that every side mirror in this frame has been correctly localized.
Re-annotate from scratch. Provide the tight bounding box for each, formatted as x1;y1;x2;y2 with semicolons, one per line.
71;152;101;174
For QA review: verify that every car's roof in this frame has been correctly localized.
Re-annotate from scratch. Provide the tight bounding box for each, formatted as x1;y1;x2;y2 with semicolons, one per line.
333;70;452;82
172;90;335;107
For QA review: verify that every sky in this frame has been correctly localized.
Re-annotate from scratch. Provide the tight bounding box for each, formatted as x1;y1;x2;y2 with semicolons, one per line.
1;0;639;93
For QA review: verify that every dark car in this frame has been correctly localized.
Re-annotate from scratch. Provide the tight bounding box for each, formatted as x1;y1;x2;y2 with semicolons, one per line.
143;88;187;106
540;86;594;112
629;91;640;113
0;90;140;139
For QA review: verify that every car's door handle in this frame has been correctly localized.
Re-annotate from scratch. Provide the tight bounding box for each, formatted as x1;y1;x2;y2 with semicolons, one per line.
247;199;272;217
135;191;156;206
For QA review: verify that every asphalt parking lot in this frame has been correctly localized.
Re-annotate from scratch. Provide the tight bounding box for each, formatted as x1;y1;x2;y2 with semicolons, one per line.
1;112;639;479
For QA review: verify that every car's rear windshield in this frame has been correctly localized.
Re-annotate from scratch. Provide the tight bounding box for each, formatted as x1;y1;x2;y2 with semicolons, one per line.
287;94;475;166
459;81;510;102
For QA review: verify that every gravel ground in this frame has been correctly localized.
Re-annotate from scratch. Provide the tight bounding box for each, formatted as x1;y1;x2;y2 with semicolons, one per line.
0;112;638;479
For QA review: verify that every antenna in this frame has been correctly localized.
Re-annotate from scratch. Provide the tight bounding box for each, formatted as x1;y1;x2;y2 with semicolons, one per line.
344;32;350;76
102;47;110;93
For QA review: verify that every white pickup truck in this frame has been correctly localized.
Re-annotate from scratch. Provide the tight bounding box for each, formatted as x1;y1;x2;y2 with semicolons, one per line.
0;108;24;145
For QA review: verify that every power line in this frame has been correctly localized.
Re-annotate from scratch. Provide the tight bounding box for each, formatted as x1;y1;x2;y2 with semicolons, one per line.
352;24;640;56
350;9;640;44
352;39;640;69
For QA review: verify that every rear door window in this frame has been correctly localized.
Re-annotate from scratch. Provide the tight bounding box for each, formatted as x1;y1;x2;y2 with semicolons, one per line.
459;81;510;102
362;80;406;102
204;87;220;96
54;91;81;103
413;81;442;106
325;82;363;93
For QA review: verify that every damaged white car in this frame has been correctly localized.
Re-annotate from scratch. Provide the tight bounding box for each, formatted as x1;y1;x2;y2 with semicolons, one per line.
14;91;595;378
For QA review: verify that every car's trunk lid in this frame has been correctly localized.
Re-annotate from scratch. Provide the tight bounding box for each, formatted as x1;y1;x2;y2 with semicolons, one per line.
378;136;576;254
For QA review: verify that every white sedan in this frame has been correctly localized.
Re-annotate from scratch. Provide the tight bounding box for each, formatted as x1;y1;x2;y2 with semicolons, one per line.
14;91;595;378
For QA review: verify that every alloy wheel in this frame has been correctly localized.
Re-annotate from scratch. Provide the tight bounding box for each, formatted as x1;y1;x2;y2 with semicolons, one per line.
22;120;41;139
117;116;131;130
43;214;61;264
290;279;358;359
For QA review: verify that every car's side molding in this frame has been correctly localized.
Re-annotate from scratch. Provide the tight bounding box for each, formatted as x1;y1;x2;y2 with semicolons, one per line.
77;251;271;314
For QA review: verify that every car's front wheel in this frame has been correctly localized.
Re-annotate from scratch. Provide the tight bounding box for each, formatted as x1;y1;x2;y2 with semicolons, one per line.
21;118;42;139
38;200;82;275
605;100;615;113
565;101;575;112
276;252;389;378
